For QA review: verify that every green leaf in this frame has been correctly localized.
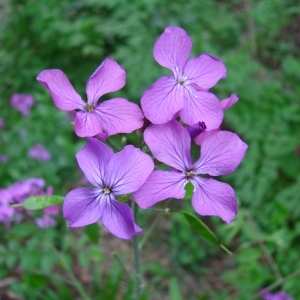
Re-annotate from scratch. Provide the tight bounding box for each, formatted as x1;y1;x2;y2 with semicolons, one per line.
184;182;194;200
172;210;232;254
169;277;182;300
23;195;64;210
84;223;100;244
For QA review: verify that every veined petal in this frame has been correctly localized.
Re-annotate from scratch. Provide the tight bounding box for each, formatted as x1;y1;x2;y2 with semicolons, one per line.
191;177;237;224
194;128;220;147
221;93;239;110
180;88;223;129
63;188;106;227
76;138;114;187
101;197;142;240
144;120;192;172
141;76;184;124
184;54;226;89
86;58;126;106
193;131;248;176
36;69;85;111
95;98;144;136
133;170;186;209
106;145;154;195
74;111;104;138
154;26;192;75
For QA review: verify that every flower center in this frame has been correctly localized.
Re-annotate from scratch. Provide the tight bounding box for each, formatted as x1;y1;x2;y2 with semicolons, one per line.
186;170;196;177
86;102;94;112
103;187;111;194
178;78;185;85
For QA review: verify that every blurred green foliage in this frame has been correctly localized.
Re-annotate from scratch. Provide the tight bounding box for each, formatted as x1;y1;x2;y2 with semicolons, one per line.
1;0;300;299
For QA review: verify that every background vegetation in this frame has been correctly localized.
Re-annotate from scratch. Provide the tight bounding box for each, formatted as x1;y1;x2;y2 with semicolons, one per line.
0;0;300;299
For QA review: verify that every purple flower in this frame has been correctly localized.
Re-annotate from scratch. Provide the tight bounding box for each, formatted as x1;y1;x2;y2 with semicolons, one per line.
193;93;239;146
37;58;144;138
0;189;15;226
11;93;35;115
28;144;51;161
260;290;293;300
63;138;154;239
0;154;8;162
141;26;225;129
133;120;248;223
0;118;4;129
35;214;56;228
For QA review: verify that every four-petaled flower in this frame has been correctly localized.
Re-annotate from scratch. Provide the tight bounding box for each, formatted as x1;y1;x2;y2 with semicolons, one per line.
37;58;144;138
133;120;248;224
141;26;226;130
63;138;154;239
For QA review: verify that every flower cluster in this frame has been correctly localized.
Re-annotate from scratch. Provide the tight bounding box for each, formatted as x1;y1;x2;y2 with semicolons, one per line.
37;26;247;239
0;178;58;228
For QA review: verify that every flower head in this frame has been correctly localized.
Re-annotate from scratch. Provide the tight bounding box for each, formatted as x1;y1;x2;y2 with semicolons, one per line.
28;144;51;161
37;58;144;138
260;290;293;300
141;26;226;129
134;120;248;223
11;93;35;115
63;138;154;239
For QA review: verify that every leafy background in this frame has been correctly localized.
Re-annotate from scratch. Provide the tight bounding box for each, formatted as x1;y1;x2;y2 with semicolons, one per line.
0;0;300;299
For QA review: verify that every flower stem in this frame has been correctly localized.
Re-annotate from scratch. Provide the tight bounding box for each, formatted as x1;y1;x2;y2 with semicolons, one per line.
133;201;142;299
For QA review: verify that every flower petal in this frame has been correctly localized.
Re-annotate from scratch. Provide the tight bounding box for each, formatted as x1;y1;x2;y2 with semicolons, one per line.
86;58;126;106
74;111;104;137
180;88;224;129
220;93;239;110
106;145;154;195
144;120;192;172
76;138;114;187
154;26;192;75
95;98;144;136
184;54;226;89
194;128;220;147
191;177;237;224
133;170;186;209
63;188;106;227
101;197;142;240
193;131;248;176
141;76;184;124
36;69;85;111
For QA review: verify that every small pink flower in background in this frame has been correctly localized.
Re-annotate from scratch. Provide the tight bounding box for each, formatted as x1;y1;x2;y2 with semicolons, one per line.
11;93;35;115
37;58;144;139
0;154;8;162
63;138;154;239
134;120;248;224
260;290;293;300
0;118;4;129
28;144;51;161
141;26;226;129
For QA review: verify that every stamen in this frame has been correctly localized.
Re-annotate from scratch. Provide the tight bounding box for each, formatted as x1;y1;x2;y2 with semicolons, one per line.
86;102;94;112
186;170;196;177
103;187;111;194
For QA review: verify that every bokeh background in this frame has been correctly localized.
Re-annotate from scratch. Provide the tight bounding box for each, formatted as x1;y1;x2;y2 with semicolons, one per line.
0;0;300;299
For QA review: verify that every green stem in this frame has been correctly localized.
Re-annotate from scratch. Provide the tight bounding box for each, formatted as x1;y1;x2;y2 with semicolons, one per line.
133;201;142;299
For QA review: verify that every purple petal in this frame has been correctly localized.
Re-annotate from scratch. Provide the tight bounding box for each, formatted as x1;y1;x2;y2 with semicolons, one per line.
194;128;220;146
11;94;35;115
74;111;104;137
154;26;192;75
184;54;226;89
141;76;184;124
133;170;186;209
36;70;85;111
28;144;51;161
193;131;248;176
63;188;106;227
106;145;154;195
95;98;144;136
191;177;237;224
101;197;142;240
180;88;224;129
86;58;126;106
76;138;114;187
144;120;192;172
35;215;56;228
221;93;239;110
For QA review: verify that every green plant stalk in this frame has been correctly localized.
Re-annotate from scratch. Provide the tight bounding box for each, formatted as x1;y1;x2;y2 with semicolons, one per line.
133;201;142;299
